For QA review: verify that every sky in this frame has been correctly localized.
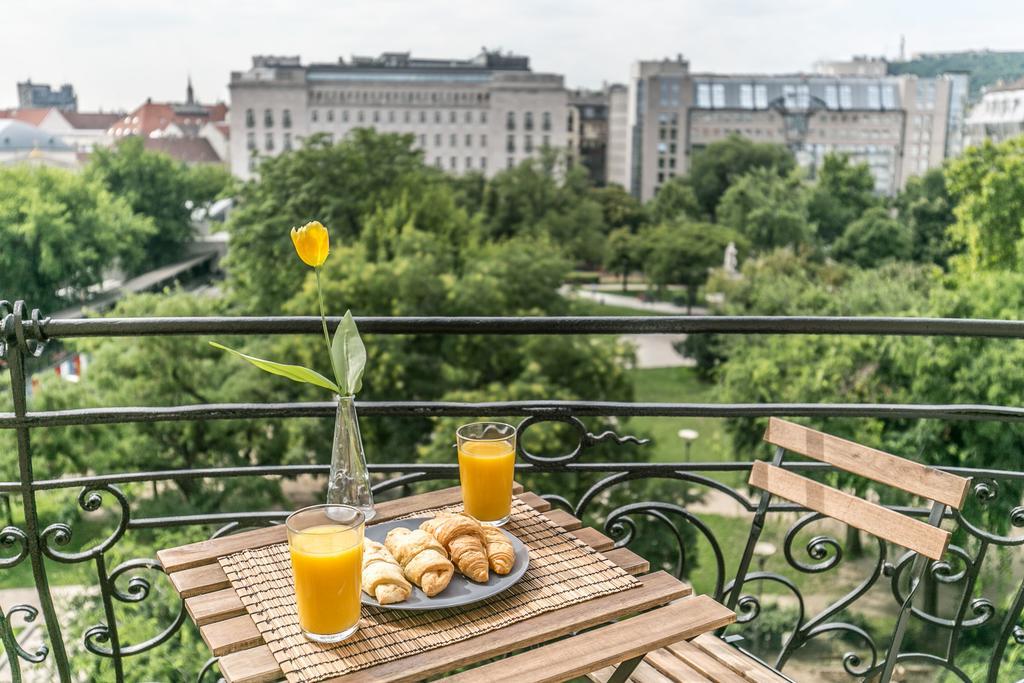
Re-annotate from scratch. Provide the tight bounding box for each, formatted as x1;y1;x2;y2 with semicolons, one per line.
2;0;1023;111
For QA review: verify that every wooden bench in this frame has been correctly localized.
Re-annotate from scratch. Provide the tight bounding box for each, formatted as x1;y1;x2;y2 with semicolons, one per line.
596;418;970;683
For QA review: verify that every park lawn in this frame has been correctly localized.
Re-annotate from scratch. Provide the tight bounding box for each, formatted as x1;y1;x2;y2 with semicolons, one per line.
567;298;670;317
625;366;733;466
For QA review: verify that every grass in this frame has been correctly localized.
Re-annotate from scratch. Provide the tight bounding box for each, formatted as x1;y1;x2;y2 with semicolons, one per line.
625;366;732;465
568;298;670;317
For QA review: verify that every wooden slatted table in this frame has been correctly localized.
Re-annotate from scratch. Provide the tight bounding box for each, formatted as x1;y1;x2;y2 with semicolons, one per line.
157;486;735;683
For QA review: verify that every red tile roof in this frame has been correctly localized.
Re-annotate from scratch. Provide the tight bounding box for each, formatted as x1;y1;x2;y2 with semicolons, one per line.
63;112;122;130
143;137;223;164
3;108;52;126
109;100;229;137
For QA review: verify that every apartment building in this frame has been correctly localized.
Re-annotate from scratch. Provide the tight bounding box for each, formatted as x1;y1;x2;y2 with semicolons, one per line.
612;56;966;200
964;78;1024;147
228;51;568;180
567;88;610;185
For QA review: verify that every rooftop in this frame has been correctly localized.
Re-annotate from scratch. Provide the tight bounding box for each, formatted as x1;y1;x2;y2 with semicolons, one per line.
0;119;72;151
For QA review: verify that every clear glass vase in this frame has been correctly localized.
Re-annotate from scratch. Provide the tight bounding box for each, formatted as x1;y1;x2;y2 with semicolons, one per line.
326;396;375;522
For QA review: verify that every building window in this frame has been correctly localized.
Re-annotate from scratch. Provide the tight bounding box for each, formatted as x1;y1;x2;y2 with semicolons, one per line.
465;156;472;169
248;157;258;172
357;110;364;123
435;111;442;123
465;111;472;124
327;109;334;122
481;156;487;169
840;85;853;109
435;133;442;146
420;110;427;123
419;134;426;146
246;132;256;150
450;156;457;170
245;108;255;127
507;156;515;169
882;86;896;109
506;111;515;130
542;135;549;147
283;109;292;128
264;109;274;127
507;134;515;152
755;84;768;108
342;110;349;123
404;110;411;123
373;110;380;123
311;109;319;123
525;112;534;131
712;83;726;108
435;156;442;168
740;84;753;108
797;85;809;108
542;112;551;131
480;111;488;124
388;110;395;123
825;85;838;109
524;135;533;153
867;86;881;109
465;133;472;146
697;83;711;107
450;111;457;124
480;134;487;146
265;133;274;151
283;132;292;151
450;133;457;147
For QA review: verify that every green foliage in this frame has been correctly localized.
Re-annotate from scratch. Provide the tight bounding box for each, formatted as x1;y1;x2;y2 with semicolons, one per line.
832;206;913;267
642;221;745;309
591;184;648;231
688;134;796;218
807;152;879;244
888;51;1024;101
716;168;814;250
603;227;642;291
85;137;204;273
896;167;959;267
945;137;1024;272
647;176;702;224
0;165;154;311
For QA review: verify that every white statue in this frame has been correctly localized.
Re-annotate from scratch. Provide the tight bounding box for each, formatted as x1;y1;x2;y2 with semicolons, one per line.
724;241;739;276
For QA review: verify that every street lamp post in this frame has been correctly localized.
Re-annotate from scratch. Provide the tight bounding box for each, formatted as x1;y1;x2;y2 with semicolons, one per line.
677;428;699;462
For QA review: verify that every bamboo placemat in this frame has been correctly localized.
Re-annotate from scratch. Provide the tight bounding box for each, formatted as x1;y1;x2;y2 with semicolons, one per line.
219;498;640;682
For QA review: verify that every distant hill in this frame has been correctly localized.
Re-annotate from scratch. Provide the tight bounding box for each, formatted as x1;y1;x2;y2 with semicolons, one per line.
887;50;1024;101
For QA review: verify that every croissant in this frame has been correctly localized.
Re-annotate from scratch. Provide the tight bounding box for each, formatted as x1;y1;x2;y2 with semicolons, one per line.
481;526;515;575
384;527;454;597
361;539;412;605
420;513;490;583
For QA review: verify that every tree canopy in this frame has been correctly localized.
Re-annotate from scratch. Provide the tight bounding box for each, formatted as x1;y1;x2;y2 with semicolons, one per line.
832;206;913;267
716;167;814;250
807;153;878;244
688;134;796;218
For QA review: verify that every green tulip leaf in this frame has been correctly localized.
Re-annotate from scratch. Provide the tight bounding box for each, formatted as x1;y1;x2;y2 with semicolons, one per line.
331;310;366;396
209;342;340;393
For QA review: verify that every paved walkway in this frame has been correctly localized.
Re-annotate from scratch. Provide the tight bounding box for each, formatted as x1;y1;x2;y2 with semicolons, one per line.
571;287;708;316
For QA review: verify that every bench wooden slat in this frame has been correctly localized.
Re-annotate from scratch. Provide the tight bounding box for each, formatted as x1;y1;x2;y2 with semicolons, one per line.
544;508;583;531
692;635;789;683
666;639;747;682
418;592;731;683
216;571;687;683
604;547;651;576
589;660;680;683
217;644;280;683
517;491;552;512
573;526;615;551
158;483;523;572
201;614;262;657
749;461;951;560
644;648;713;682
168;563;230;599
185;587;246;626
764;418;970;509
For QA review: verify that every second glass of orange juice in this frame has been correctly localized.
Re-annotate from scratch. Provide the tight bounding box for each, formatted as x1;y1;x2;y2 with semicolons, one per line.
286;504;364;643
457;422;516;526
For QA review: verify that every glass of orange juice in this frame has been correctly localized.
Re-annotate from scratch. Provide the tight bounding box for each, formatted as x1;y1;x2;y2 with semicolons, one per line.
457;422;517;526
286;504;365;643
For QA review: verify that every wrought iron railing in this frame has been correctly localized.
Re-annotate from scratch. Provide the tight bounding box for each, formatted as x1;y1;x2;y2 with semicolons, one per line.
1;301;1023;682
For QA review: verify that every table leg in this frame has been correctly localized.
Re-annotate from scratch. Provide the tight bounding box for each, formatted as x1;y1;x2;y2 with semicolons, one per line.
606;654;644;683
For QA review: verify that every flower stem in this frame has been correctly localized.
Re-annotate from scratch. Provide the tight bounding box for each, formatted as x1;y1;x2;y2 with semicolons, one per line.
315;268;343;394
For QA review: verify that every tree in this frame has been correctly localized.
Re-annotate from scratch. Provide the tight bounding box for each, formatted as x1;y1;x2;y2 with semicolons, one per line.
688;135;796;218
643;221;744;311
647;176;702;224
224;130;452;311
832;206;912;267
85;137;199;273
591;185;648;232
807;153;879;244
895;167;958;267
945;137;1024;272
716;168;814;251
0;165;154;312
604;228;641;291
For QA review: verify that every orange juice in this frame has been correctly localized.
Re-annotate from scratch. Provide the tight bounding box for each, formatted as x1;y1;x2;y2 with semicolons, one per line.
289;525;362;636
458;439;515;522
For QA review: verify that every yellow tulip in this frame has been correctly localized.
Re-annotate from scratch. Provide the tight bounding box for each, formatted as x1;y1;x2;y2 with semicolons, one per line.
290;221;330;268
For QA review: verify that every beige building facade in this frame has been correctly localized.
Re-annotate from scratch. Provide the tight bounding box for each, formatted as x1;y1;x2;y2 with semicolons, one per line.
616;56;966;201
229;52;568;180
